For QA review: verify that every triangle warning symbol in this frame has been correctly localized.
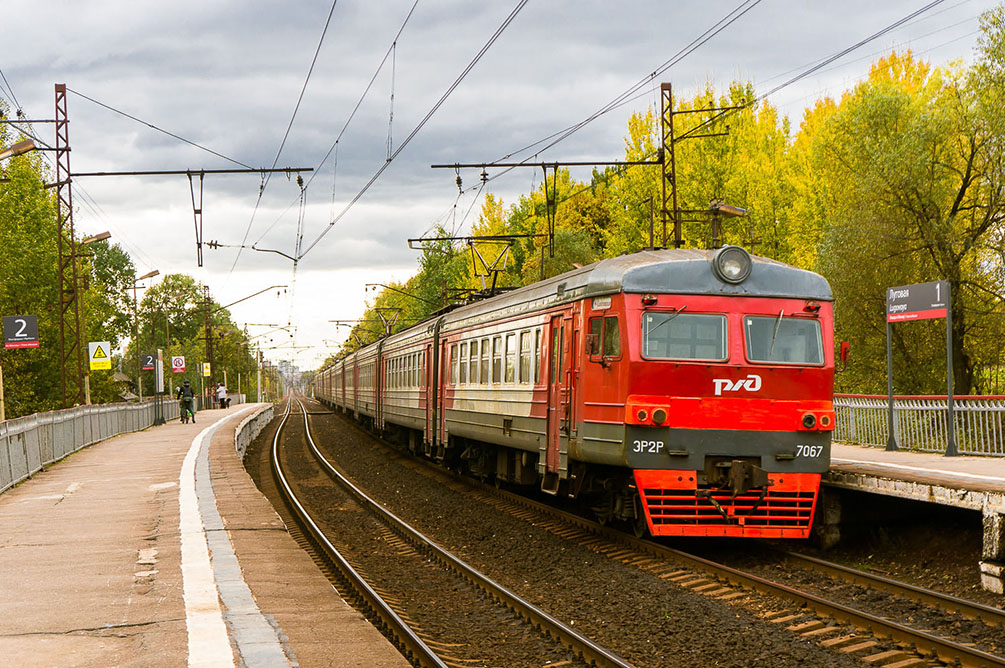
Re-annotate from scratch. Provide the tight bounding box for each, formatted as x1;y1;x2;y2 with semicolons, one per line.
92;345;108;359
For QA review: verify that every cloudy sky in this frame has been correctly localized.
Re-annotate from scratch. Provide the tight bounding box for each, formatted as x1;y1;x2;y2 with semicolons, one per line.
2;0;998;372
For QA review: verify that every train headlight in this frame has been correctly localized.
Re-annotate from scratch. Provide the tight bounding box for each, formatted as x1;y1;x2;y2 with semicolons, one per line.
712;246;752;284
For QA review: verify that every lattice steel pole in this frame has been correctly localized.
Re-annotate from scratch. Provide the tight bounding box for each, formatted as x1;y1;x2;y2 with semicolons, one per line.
55;83;84;407
661;83;680;249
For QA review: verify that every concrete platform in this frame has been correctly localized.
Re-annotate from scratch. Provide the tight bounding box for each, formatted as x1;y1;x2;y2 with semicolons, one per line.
828;442;1005;594
0;403;410;667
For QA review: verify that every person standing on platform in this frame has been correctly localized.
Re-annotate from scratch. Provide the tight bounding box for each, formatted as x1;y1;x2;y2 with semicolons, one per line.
216;382;228;409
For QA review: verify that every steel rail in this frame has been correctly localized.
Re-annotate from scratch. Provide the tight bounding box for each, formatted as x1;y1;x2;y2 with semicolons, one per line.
270;400;447;668
296;398;637;668
478;486;1005;668
309;399;1004;667
780;550;1005;628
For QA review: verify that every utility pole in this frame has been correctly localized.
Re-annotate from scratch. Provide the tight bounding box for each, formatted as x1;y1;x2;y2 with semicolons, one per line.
659;82;745;249
203;284;216;394
54;83;84;406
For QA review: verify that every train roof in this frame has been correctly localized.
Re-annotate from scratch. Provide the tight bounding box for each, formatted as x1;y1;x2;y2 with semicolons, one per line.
434;248;832;329
338;248;833;357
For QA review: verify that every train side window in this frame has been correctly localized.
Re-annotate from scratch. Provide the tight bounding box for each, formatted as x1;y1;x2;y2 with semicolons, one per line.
492;336;502;383
604;316;621;356
469;341;479;384
587;317;602;356
588;317;620;360
459;343;468;384
551;325;563;380
534;328;542;383
519;331;532;383
480;338;490;385
505;333;516;383
451;344;458;385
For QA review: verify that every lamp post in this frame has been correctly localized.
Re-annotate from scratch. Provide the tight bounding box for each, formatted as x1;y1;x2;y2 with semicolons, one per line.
132;269;159;401
0;139;36;162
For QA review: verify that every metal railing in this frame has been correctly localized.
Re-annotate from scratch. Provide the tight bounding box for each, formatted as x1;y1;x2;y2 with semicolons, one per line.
0;394;245;495
834;394;1005;456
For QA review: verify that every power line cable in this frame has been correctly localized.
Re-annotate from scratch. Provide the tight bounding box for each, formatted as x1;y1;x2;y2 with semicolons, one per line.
489;0;762;169
230;0;340;272
0;67;22;113
756;0;949;102
298;0;530;262
249;0;422;251
508;0;959;221
67;88;252;168
458;0;762;194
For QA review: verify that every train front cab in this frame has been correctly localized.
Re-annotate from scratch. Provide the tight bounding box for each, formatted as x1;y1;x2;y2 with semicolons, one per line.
579;279;834;538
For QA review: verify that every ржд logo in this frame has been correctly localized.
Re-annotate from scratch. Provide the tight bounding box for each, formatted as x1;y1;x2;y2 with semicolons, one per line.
712;374;762;396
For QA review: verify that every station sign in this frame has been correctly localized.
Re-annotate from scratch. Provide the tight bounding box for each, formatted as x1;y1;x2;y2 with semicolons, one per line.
88;341;112;370
886;280;949;322
171;356;186;373
3;315;39;349
141;353;155;371
202;362;211;377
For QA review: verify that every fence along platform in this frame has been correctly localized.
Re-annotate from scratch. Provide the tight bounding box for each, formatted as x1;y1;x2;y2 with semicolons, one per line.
0;395;231;495
835;394;1005;456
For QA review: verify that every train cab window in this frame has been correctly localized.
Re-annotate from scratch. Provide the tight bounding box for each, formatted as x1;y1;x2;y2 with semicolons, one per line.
480;339;490;385
587;316;621;359
642;312;727;361
459;344;468;384
505;333;516;383
492;336;502;384
745;314;823;365
451;344;458;385
519;331;532;383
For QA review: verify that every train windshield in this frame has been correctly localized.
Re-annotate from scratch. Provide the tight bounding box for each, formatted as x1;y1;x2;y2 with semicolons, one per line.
744;315;823;365
641;312;727;361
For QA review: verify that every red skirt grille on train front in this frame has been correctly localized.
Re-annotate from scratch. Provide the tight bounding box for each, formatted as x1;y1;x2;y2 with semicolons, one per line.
633;470;820;538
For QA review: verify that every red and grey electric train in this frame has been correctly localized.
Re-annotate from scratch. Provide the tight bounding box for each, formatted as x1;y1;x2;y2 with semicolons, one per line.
314;246;836;538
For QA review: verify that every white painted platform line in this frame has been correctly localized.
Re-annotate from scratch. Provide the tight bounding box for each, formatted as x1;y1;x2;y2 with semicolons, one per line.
179;416;236;667
833;458;1005;484
179;406;292;668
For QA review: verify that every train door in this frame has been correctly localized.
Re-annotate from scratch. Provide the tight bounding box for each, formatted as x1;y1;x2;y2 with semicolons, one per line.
424;341;434;444
438;338;450;448
544;313;574;490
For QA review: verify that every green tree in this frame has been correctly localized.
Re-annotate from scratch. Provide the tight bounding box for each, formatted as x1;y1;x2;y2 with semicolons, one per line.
810;49;1005;394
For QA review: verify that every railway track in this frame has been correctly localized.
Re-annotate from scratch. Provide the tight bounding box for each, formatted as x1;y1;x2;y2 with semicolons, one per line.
271;397;636;668
300;398;1005;668
481;485;1005;668
478;479;1005;667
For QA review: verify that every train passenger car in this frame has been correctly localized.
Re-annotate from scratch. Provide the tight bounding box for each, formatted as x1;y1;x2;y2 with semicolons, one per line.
315;246;836;539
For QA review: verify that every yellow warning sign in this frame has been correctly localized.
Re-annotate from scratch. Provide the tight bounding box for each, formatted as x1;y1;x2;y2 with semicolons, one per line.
88;341;112;370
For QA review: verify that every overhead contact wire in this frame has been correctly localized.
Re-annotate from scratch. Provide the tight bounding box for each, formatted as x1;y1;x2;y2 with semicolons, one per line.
298;0;530;262
250;0;422;250
230;0;340;273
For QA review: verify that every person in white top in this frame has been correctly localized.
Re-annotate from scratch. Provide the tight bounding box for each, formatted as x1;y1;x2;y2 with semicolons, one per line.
215;382;227;409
